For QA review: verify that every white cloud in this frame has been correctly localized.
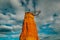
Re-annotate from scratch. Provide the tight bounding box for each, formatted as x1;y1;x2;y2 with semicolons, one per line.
38;33;50;40
0;25;12;30
0;13;10;20
10;0;21;10
38;33;60;40
0;19;16;25
0;24;22;33
41;34;60;40
11;34;20;38
16;10;25;21
12;25;22;32
7;13;16;19
0;24;22;37
52;24;60;33
0;34;8;37
35;0;60;35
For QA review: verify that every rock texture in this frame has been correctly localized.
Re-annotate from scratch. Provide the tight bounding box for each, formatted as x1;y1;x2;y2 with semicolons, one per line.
20;12;39;40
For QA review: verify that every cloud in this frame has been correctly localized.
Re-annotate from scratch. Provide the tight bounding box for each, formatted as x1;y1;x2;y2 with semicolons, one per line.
41;34;60;40
12;25;22;32
10;0;22;10
0;0;15;15
38;33;60;40
0;25;22;33
0;25;12;30
0;20;16;25
0;24;22;38
15;10;25;20
0;25;12;33
0;12;24;25
36;0;60;20
38;33;50;39
0;0;60;40
35;0;60;34
0;34;8;37
11;34;20;38
0;13;10;20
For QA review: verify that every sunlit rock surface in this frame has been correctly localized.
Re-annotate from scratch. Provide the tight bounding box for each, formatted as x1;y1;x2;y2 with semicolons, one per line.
20;12;39;40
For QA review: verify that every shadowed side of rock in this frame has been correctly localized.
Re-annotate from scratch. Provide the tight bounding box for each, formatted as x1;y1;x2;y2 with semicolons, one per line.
20;12;39;40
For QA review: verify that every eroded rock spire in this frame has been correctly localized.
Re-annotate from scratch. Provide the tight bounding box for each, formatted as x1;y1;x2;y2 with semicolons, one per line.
20;12;39;40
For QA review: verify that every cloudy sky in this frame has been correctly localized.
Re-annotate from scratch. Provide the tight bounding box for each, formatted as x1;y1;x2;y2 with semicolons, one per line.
0;0;60;40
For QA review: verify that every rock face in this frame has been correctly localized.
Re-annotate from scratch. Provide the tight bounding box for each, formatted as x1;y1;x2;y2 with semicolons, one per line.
20;12;39;40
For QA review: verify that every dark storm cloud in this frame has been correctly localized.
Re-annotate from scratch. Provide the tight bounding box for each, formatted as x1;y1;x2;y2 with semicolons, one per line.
25;0;30;5
19;0;29;11
0;0;15;15
0;25;12;34
19;0;39;12
0;28;11;32
32;0;38;13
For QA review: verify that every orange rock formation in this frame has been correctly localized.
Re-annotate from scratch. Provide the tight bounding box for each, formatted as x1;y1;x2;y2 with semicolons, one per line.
20;12;39;40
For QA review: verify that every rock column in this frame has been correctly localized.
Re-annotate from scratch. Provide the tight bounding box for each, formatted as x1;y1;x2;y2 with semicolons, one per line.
20;12;39;40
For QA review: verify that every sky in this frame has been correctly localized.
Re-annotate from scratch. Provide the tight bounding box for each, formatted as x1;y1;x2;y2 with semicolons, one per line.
0;0;60;40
